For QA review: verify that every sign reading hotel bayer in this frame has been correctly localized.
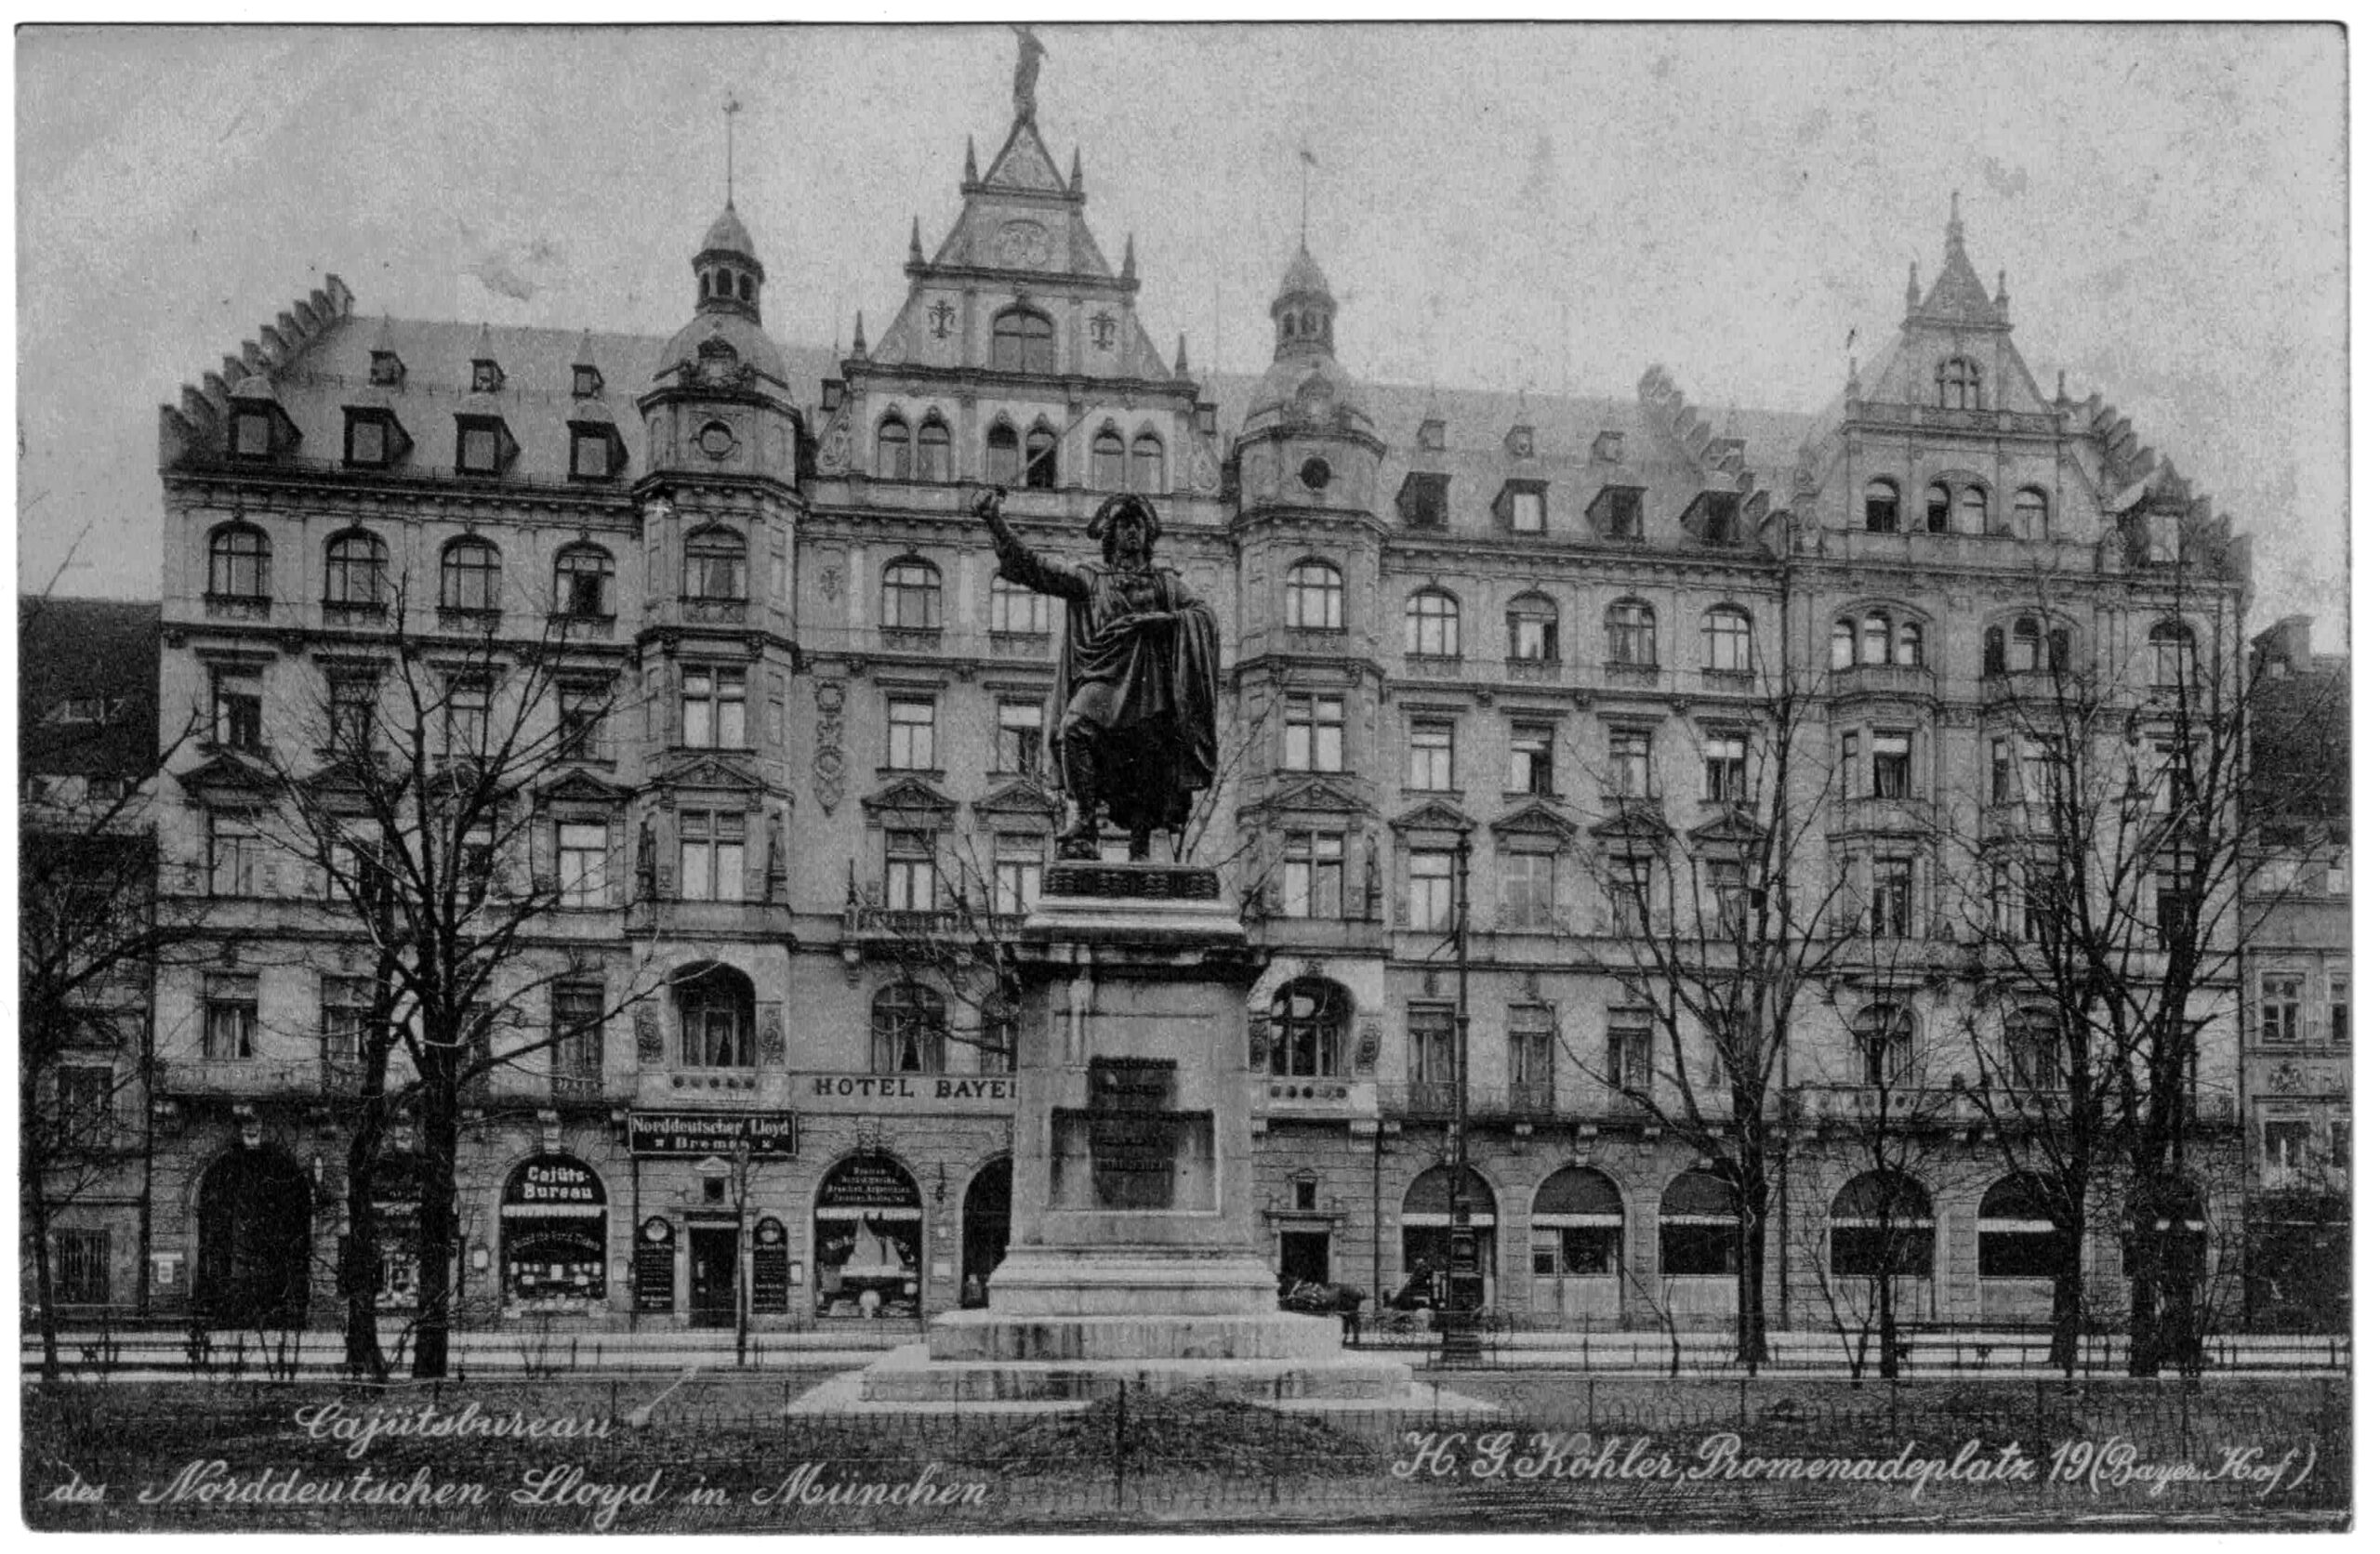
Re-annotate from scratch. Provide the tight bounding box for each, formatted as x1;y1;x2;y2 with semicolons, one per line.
627;1111;797;1158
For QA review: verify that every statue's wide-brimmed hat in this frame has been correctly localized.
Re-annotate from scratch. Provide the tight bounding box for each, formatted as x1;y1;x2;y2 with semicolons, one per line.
1087;494;1161;546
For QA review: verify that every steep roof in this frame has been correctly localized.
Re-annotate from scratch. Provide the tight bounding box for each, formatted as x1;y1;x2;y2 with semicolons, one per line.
19;597;163;780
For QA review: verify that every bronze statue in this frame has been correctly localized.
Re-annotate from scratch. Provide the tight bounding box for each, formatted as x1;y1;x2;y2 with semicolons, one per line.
975;487;1218;861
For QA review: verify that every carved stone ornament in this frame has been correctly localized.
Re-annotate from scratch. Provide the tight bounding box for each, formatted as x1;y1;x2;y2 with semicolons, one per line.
760;1011;786;1066
634;1003;663;1064
1355;1020;1382;1074
813;678;849;812
1248;1011;1272;1071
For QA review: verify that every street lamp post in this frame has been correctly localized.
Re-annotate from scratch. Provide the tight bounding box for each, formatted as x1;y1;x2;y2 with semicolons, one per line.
1441;830;1482;1364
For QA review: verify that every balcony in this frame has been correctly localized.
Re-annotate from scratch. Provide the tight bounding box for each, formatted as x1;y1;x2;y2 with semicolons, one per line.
202;592;272;623
1253;1074;1368;1117
679;598;748;626
1503;1077;1558;1118
1828;663;1937;703
546;611;616;640
1793;1082;1982;1128
1835;794;1935;836
549;1069;606;1103
155;1059;317;1099
1504;656;1562;685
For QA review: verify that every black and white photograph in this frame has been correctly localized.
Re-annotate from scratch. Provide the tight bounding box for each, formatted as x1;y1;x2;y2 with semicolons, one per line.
16;20;2351;1531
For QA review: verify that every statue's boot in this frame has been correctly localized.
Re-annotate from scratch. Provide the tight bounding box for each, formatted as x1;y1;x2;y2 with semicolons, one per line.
1056;720;1103;859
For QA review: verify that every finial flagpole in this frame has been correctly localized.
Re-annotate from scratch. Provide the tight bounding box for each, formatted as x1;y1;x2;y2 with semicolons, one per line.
723;93;742;206
1298;146;1317;246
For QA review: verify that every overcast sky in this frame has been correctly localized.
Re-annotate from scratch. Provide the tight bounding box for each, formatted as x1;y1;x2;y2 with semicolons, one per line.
15;23;2347;642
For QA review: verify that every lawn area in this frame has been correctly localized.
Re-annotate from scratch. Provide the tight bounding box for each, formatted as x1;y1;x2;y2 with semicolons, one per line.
22;1371;2349;1532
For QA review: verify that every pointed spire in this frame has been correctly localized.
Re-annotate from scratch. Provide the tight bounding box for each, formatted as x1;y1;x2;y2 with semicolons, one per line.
1121;232;1137;283
1947;189;1964;251
572;327;597;366
908;216;924;265
1906;260;1921;314
851;309;867;357
1069;147;1083;194
370;310;397;354
1174;332;1190;379
964;135;979;184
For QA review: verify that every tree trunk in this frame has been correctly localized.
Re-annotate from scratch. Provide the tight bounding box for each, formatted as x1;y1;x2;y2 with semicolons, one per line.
410;1089;460;1380
2124;1205;2162;1377
25;1171;61;1382
1877;1267;1899;1381
342;1117;388;1381
1736;1201;1770;1367
2049;1235;2083;1376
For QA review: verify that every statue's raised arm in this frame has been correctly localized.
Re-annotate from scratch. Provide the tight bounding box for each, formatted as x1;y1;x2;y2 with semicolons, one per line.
973;490;1218;861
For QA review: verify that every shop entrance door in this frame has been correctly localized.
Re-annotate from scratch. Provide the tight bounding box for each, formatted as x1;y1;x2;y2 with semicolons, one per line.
1280;1229;1331;1286
688;1226;737;1328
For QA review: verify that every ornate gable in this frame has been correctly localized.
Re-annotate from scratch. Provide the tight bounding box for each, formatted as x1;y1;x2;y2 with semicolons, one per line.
1261;778;1375;819
175;752;271;808
1588;805;1672;844
861;775;957;824
1388;798;1474;836
660;754;765;795
1488;799;1577;842
1686;808;1766;849
972;778;1062;823
535;769;637;806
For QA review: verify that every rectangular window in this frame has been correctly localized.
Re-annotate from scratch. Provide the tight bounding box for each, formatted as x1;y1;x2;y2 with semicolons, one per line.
1606;851;1654;929
1284;693;1344;772
232;410;272;458
2261;974;2304;1044
1501;849;1555;930
458;420;502;475
2331;1120;2351;1169
2263;1118;2313;1173
1871;731;1911;799
2331;976;2350;1046
1509;487;1546;533
558;680;608;762
1408;719;1454;791
346;415;388;468
321;975;375;1066
552;981;604;1083
1282;830;1345;919
991;833;1044;915
886;696;937;770
1408;848;1455;931
443;678;490;755
997;700;1044;777
677;810;746;902
208;814;260;897
2157;849;2195;948
52;1228;110;1307
1603;487;1644;542
1408;1006;1456;1087
57;1064;113;1143
212;669;263;751
1401;472;1450;529
1509;725;1554;796
329;675;377;756
989;574;1050;636
1989;736;2012;805
1508;1007;1554;1106
1706;856;1749;936
1608;727;1652;798
204;973;258;1060
1702;731;1747;803
882;828;937;912
557;821;609;908
681;665;747;749
1606;1018;1652;1094
2006;1016;2059;1091
570;429;614;481
1871;857;1914;938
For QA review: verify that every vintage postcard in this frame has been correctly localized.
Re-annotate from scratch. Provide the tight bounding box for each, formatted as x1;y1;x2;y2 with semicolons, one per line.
19;20;2349;1532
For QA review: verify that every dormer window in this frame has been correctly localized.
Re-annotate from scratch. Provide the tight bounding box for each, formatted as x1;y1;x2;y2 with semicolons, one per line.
455;414;515;477
1396;471;1449;529
569;426;619;481
1506;425;1536;459
367;349;405;388
1418;417;1446;452
342;408;410;469
1592;430;1625;463
1497;480;1548;534
470;358;505;394
1683;489;1740;546
1590;484;1646;542
231;407;274;459
572;364;602;399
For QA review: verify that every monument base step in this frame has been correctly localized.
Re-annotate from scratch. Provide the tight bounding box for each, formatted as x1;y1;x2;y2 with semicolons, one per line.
985;1246;1280;1316
928;1309;1345;1363
787;1365;1499;1416
853;1342;1417;1404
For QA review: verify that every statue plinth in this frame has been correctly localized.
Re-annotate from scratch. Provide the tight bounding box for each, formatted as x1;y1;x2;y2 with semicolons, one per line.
844;863;1417;1406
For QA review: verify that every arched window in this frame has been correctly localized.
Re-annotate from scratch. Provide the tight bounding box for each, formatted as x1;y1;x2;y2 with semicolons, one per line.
1509;593;1560;662
990;307;1055;375
1530;1166;1623;1277
2010;616;2043;673
1659;1169;1740;1275
915;416;952;481
989;573;1048;636
1925;481;1952;533
1703;605;1752;672
1977;1173;2063;1278
1606;599;1657;666
985;422;1021;486
881;559;943;630
324;530;389;606
553;544;615;618
2150;621;2197;689
1090;428;1125;490
1960;485;1989;533
871;982;946;1074
440;537;501;612
1406;589;1461;657
1854;1003;1915;1086
1831;618;1856;670
1269;978;1349;1077
673;962;755;1068
1984;626;2006;677
1286;560;1343;630
1897;621;1924;667
1130;432;1165;494
1864;478;1899;533
1830;1171;1935;1277
681;527;747;600
1401;1166;1499;1303
208;523;271;599
1936;356;1982;411
1023;422;1058;489
875;414;912;480
1860;610;1891;666
2013;486;2048;539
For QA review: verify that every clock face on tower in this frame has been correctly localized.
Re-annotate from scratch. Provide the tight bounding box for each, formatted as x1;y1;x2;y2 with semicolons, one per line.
996;219;1052;269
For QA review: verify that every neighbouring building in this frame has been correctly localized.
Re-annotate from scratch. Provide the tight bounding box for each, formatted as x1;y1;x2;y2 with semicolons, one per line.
2241;613;2350;1331
131;56;2254;1336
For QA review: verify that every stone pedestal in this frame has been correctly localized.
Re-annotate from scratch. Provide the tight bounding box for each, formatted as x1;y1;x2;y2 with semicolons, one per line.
847;862;1414;1407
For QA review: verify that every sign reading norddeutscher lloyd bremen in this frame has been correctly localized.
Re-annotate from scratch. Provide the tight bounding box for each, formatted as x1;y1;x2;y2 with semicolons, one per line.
626;1112;797;1158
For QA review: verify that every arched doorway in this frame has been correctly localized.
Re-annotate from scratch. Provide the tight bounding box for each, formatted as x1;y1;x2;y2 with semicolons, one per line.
959;1158;1012;1309
1658;1167;1740;1328
813;1154;922;1320
195;1149;311;1327
1529;1166;1623;1324
1828;1170;1938;1324
1399;1166;1498;1311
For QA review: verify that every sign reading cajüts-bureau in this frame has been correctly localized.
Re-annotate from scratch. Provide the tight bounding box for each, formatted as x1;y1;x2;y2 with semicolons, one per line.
627;1111;798;1157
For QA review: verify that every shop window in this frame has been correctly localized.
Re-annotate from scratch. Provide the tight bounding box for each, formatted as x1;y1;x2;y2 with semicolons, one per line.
1830;1171;1935;1277
1977;1173;2063;1278
500;1155;607;1306
1659;1169;1740;1275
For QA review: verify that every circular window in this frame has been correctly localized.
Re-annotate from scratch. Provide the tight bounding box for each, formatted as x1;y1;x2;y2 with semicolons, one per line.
1299;455;1332;492
696;421;737;459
